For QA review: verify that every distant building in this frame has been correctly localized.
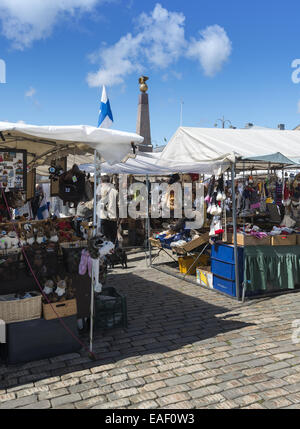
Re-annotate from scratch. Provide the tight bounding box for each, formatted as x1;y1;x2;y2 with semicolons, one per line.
153;145;166;153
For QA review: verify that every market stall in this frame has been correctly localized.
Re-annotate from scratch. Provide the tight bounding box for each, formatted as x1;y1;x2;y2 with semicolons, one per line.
151;127;300;301
69;127;300;302
0;121;143;363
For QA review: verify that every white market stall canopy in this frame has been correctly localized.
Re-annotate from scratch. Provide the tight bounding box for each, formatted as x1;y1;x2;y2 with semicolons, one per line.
159;127;300;172
0;121;144;167
79;152;225;175
80;127;300;176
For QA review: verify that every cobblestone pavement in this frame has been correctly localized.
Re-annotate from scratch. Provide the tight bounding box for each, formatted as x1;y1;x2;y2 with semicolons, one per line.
1;250;300;409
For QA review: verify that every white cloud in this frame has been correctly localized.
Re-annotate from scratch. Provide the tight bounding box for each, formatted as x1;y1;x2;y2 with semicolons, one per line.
25;86;36;98
25;86;41;109
87;3;232;87
0;0;102;49
187;25;232;77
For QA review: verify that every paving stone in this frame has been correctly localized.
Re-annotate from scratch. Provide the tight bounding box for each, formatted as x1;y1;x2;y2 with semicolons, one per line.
38;388;68;401
16;386;49;398
112;378;145;391
157;392;191;407
234;393;263;406
222;385;259;400
212;400;239;409
165;375;194;386
129;400;158;409
107;388;139;401
192;393;226;408
272;353;295;361
49;378;80;390
20;400;51;409
139;381;167;392
75;395;107;409
35;377;60;386
260;388;290;400
0;393;16;402
92;398;131;409
51;393;81;408
130;391;158;404
284;382;300;393
69;382;98;394
241;403;265;409
0;395;38;409
190;384;222;399
263;397;293;409
286;392;300;404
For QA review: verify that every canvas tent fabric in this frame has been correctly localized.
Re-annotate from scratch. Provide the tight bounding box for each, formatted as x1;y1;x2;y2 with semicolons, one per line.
79;127;300;176
0;121;143;167
160;127;300;168
79;152;229;175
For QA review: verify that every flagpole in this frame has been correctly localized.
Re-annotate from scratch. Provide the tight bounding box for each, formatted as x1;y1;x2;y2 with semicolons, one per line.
90;85;112;353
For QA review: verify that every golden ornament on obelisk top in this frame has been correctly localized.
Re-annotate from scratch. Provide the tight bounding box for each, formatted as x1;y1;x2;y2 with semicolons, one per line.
139;76;149;93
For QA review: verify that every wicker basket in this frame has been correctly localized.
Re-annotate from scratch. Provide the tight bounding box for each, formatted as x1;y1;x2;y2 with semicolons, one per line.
43;298;77;321
0;292;42;324
60;241;88;249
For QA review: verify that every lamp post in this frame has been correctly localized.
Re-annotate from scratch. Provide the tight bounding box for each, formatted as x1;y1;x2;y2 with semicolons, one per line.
214;116;235;129
180;100;184;127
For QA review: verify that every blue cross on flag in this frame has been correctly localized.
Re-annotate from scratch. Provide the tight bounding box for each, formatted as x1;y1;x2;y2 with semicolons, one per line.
97;85;114;128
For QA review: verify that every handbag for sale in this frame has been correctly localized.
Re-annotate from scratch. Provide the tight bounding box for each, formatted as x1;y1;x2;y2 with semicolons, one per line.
59;164;86;204
83;179;93;202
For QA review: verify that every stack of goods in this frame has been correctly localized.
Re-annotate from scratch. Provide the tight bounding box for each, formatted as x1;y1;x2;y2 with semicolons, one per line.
42;276;77;320
205;175;226;240
154;219;191;249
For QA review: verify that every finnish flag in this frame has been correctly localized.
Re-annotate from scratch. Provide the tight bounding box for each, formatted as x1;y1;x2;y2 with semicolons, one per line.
97;85;114;128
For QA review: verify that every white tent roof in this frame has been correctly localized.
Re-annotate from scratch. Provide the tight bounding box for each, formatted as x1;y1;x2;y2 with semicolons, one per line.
0;121;144;167
80;127;300;176
160;127;300;165
80;152;229;175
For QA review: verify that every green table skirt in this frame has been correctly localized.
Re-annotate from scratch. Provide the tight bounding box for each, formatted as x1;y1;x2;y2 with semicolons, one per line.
244;245;300;291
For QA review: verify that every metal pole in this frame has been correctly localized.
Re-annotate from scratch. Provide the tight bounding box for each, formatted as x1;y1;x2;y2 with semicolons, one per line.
146;175;152;266
180;101;184;127
89;150;99;353
231;162;240;300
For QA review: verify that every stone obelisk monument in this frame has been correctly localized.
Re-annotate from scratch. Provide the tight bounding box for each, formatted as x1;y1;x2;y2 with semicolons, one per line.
136;76;153;152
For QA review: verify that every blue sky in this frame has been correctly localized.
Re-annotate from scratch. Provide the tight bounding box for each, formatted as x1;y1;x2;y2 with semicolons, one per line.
0;0;300;148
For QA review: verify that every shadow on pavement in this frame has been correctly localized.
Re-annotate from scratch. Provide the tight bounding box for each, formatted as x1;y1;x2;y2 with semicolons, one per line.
0;271;253;390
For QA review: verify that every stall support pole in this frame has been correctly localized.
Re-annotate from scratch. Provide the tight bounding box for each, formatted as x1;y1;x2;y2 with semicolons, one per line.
146;175;152;266
231;162;240;300
89;150;101;354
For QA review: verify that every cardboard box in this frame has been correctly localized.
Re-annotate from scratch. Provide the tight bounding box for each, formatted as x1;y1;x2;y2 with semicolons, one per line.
196;267;213;288
175;233;210;254
224;233;270;246
271;234;297;246
43;298;77;321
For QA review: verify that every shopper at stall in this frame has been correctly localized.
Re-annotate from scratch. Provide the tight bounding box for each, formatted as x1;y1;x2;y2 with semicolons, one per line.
96;175;118;243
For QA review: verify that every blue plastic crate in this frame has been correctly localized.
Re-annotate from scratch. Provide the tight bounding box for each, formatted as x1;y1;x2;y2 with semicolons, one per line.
211;243;244;264
213;275;237;297
211;258;244;282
